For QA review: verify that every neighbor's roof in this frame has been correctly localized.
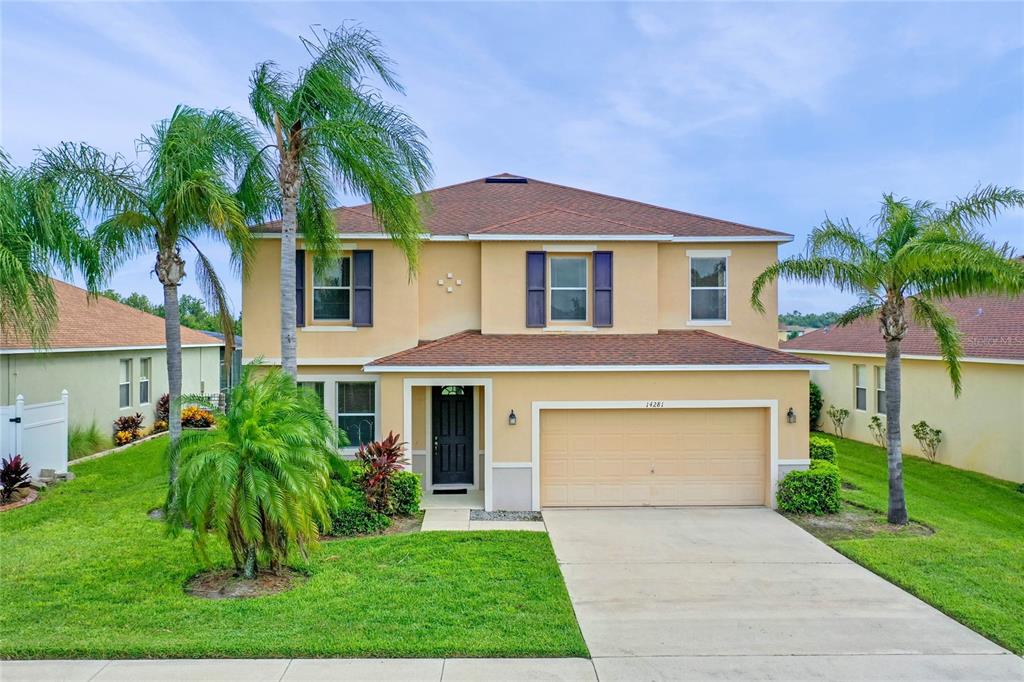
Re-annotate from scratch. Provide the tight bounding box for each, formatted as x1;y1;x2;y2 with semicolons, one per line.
0;279;223;353
256;174;791;241
782;295;1024;362
365;330;823;371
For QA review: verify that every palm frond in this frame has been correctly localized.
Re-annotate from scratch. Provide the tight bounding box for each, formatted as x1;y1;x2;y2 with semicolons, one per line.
33;142;151;222
834;300;878;327
910;296;964;396
942;184;1024;232
750;256;875;314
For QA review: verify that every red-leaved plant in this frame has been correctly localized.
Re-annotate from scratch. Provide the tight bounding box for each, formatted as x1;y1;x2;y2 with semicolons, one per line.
355;432;408;513
1;455;31;504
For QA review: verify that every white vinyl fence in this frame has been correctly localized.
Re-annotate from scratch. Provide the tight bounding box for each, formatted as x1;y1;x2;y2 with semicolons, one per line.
0;390;69;477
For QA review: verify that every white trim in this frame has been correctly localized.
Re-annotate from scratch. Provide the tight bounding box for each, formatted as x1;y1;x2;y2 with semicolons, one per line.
492;462;532;469
469;234;670;242
256;232;792;244
255;232;430;240
543;244;596;252
549;254;589;323
245;356;377;366
787;348;1024;366
688;252;729;325
1;343;221;355
541;326;601;333
779;458;811;466
300;326;358;333
531;399;780;512
371;363;827;373
672;235;792;243
686;320;732;327
404;378;494;510
685;249;732;257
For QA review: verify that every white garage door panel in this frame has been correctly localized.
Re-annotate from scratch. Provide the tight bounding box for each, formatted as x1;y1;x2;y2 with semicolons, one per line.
540;408;768;507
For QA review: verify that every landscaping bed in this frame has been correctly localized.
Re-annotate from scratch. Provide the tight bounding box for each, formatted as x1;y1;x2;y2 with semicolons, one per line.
796;436;1024;655
0;437;587;659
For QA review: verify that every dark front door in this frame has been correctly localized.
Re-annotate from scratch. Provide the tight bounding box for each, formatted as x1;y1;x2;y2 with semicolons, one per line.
432;386;474;485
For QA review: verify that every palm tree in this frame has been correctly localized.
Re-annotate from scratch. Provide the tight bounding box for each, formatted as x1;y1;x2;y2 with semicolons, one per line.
752;186;1024;524
35;106;272;493
248;25;432;377
0;149;103;347
168;363;344;579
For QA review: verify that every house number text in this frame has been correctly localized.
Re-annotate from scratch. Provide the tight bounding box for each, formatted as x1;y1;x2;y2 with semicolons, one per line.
644;401;665;408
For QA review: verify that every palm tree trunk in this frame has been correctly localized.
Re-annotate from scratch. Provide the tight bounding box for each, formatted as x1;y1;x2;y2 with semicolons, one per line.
243;546;258;580
279;155;300;378
156;248;185;502
885;338;909;524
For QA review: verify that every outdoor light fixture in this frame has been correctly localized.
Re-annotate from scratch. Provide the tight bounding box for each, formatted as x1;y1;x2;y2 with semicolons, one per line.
787;407;797;424
508;409;517;426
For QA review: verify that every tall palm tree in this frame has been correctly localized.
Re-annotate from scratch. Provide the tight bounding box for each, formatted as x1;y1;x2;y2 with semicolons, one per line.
0;149;103;347
35;106;272;493
249;25;432;377
752;186;1024;524
169;363;343;579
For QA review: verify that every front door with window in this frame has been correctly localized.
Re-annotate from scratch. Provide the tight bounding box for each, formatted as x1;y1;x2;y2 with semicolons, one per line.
432;386;474;485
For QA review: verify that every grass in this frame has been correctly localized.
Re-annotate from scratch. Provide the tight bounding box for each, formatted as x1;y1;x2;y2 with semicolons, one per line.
67;422;111;460
0;436;587;659
811;436;1024;655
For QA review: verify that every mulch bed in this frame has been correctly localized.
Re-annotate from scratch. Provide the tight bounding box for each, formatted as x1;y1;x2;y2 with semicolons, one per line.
787;502;933;542
185;568;306;599
0;488;38;512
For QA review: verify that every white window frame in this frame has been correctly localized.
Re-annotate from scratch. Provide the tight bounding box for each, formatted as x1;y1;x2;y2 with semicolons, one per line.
854;364;868;412
874;365;886;415
296;374;380;454
118;359;132;409
687;250;730;325
549;255;589;323
139;357;151;405
312;256;353;322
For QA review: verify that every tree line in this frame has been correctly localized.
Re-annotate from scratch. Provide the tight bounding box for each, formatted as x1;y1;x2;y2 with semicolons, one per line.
100;289;242;336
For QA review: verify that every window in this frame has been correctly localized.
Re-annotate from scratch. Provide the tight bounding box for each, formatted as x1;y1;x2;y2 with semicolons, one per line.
313;257;351;320
690;256;727;321
550;256;588;322
854;364;867;411
139;358;151;405
118;359;132;408
298;381;325;408
337;382;375;447
440;386;465;395
875;366;886;414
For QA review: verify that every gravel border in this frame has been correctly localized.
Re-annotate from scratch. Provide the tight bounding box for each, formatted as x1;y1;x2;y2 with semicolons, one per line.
470;510;543;522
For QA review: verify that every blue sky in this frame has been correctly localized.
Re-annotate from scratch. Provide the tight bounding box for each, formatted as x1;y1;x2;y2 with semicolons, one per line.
2;2;1022;316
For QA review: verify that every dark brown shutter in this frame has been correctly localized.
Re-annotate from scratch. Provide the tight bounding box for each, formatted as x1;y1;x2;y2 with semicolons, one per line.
352;250;374;327
295;249;306;327
526;251;546;327
593;251;613;327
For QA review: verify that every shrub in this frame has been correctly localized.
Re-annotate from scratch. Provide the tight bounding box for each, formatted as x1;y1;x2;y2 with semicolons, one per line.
355;431;409;513
391;470;422;515
155;393;170;423
809;436;837;463
181;406;215;428
777;460;841;515
330;488;391;536
113;430;136;446
113;413;144;443
868;415;885;447
151;419;168;434
0;455;31;503
912;420;943;462
809;381;823;430
68;423;109;459
827;404;849;438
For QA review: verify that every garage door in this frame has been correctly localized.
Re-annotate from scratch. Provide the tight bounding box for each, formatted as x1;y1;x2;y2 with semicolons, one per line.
540;408;768;507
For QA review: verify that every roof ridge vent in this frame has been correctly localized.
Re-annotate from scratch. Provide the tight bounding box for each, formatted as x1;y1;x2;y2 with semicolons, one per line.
485;174;528;184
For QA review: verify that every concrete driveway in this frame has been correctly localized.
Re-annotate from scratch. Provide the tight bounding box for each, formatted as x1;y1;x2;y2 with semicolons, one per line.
545;507;1023;681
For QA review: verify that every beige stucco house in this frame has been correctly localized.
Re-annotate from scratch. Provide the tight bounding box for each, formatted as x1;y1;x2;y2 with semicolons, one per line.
783;295;1024;483
245;174;825;511
1;279;223;434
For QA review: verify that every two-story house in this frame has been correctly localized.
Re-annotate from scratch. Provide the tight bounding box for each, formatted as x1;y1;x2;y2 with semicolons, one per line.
244;174;825;511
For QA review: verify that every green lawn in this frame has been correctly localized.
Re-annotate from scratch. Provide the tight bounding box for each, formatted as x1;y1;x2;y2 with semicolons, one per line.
824;436;1024;655
0;436;587;659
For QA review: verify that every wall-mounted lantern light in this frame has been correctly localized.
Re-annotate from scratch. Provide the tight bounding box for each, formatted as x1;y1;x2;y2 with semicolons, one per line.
786;407;797;424
508;409;517;426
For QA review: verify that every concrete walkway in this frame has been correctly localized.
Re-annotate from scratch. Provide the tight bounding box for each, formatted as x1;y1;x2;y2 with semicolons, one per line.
544;507;1024;681
421;508;546;531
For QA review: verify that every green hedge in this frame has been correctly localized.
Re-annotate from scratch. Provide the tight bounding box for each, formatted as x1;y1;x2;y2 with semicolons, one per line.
809;436;837;463
777;460;841;515
346;463;422;516
330;488;391;536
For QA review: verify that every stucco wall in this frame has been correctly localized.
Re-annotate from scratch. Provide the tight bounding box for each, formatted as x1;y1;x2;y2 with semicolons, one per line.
798;352;1024;483
1;346;221;432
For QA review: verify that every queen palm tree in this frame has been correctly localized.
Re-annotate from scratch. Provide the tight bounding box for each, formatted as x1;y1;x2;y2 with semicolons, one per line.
248;25;432;377
0;149;103;347
169;363;343;579
35;106;272;494
752;186;1024;524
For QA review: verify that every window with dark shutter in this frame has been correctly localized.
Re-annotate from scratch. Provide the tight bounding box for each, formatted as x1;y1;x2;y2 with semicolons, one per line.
295;249;306;327
526;251;546;327
593;251;613;327
352;250;374;327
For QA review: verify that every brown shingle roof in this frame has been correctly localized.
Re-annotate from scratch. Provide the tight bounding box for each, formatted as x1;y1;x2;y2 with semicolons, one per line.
1;279;223;351
257;174;790;240
782;295;1024;362
366;330;822;369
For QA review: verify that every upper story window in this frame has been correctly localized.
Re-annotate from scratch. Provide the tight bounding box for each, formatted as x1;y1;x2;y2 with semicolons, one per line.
550;256;588;322
313;256;352;321
139;358;151;405
854;364;868;411
118;359;132;408
689;254;728;322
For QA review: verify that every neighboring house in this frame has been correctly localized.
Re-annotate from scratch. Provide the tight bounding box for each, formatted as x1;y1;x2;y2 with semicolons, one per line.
245;174;825;511
203;331;243;392
783;295;1024;483
1;279;224;434
778;324;814;342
